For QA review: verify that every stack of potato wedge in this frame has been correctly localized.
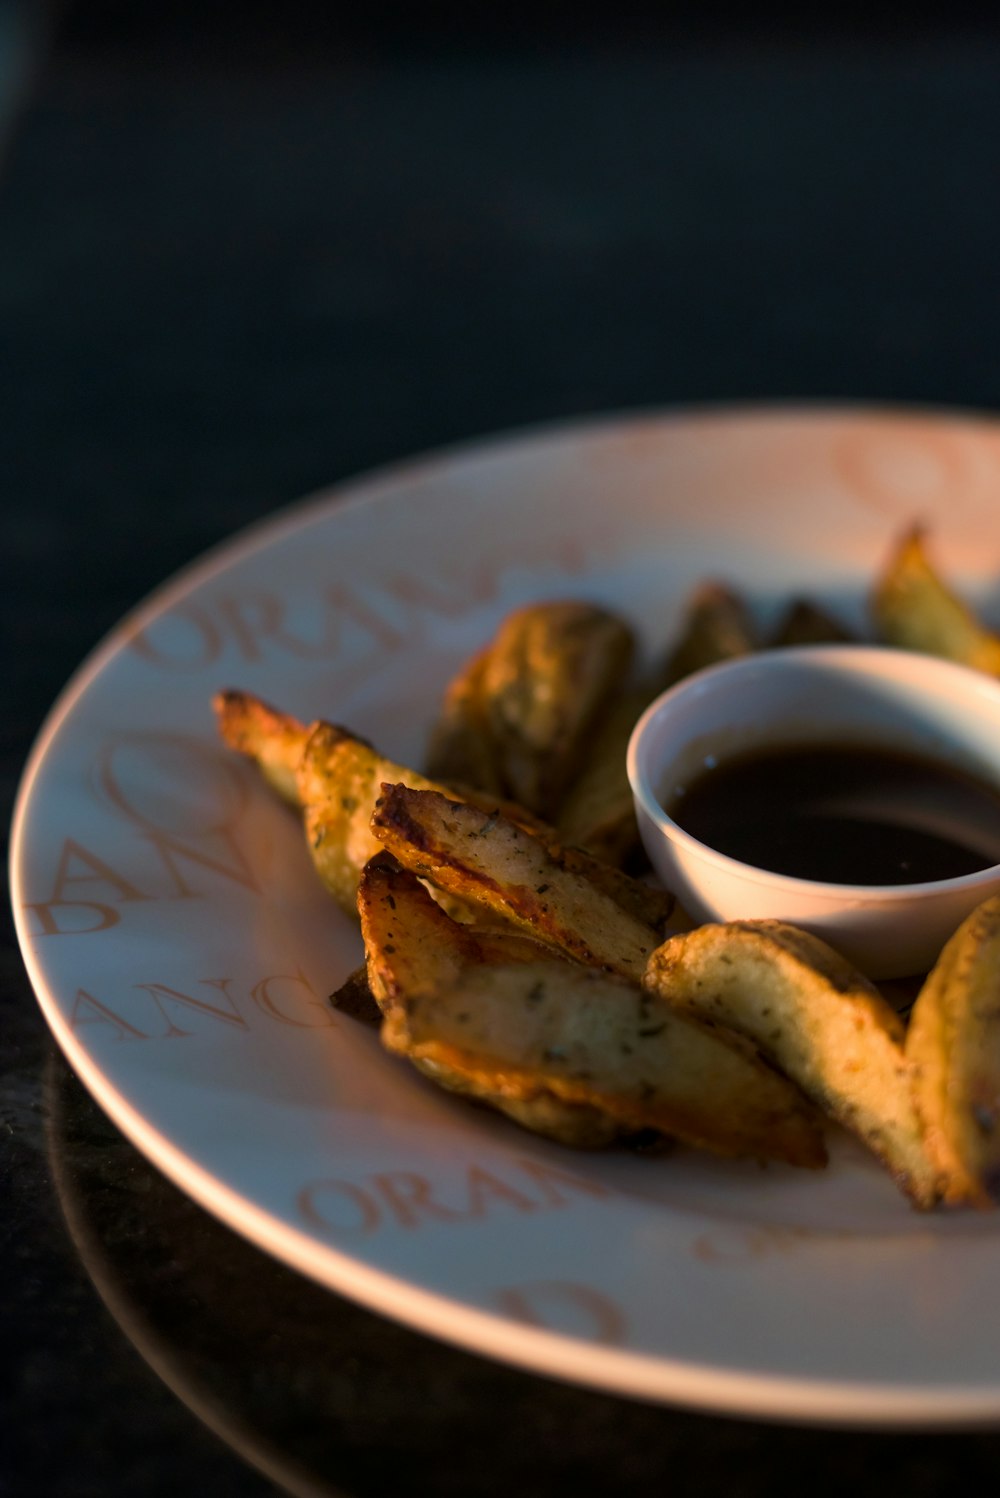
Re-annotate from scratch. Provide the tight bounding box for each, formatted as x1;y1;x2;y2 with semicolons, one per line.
214;546;1000;1211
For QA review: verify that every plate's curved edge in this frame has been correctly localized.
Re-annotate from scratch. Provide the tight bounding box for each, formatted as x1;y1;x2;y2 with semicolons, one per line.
4;405;722;917
13;400;1000;1430
31;965;1000;1429
5;404;632;890
10;392;1000;880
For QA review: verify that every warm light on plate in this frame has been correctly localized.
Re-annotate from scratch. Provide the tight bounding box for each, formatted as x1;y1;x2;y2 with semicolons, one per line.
12;405;1000;1426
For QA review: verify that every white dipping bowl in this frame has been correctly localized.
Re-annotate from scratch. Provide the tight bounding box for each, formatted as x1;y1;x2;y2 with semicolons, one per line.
626;645;1000;978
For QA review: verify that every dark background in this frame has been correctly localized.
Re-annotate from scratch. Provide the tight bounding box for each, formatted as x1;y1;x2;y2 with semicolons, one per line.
6;4;1000;1494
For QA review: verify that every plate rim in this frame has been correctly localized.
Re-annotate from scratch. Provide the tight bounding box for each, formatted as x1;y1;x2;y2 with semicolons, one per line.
13;399;1000;1429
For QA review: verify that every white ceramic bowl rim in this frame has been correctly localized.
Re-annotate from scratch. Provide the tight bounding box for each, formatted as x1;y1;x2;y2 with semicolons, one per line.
626;643;1000;901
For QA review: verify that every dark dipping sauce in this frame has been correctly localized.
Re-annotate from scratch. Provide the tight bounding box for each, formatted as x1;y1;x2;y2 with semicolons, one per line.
666;742;1000;886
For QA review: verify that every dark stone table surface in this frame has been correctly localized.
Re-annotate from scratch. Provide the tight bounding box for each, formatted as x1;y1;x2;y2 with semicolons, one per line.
6;6;1000;1493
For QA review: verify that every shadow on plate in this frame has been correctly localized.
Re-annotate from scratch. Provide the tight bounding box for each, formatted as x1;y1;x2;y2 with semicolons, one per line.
44;1051;1000;1498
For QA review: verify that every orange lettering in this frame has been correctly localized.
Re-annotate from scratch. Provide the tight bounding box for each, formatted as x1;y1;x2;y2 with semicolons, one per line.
69;989;148;1039
513;1156;613;1208
693;1228;765;1265
296;1156;610;1239
215;592;293;662
322;583;406;652
95;735;248;836
51;837;148;902
379;569;481;619
250;967;335;1028
23;838;151;936
24;898;120;936
216;587;406;663
456;554;515;607
135;979;248;1037
370;1172;466;1230
464;1165;539;1219
297;1178;381;1234
127;604;222;670
143;827;260;897
495;1281;627;1346
216;590;350;661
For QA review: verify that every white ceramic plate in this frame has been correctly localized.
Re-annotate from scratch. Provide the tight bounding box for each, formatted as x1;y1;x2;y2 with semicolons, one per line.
13;406;1000;1428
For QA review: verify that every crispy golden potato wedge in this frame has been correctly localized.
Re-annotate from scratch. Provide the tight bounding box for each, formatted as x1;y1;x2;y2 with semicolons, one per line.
872;526;1000;674
768;599;855;648
907;895;1000;1208
359;855;825;1164
371;783;662;981
359;850;564;1011
300;731;676;928
297;723;454;913
423;647;506;796
457;782;675;932
217;694;481;916
556;685;652;867
399;963;826;1164
557;586;760;866
547;847;674;933
213;689;309;805
358;852;620;1145
662;582;757;685
477;600;634;816
643;920;943;1207
215;691;673;929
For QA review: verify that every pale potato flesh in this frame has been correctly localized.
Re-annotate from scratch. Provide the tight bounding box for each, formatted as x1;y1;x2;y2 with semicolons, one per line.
662;581;757;685
643;920;944;1207
214;690;673;930
371;782;662;981
423;646;506;796
907;894;1000;1207
213;689;309;806
360;855;824;1165
299;724;447;913
872;526;1000;674
556;684;653;868
479;600;634;816
359;851;626;1146
768;598;855;648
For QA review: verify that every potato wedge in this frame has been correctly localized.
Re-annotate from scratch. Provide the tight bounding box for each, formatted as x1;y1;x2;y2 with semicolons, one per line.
371;783;662;981
217;696;474;914
459;783;675;933
643;920;943;1206
556;685;652;867
423;646;506;796
552;853;673;933
768;599;855;648
358;852;621;1146
215;691;673;929
359;850;563;1010
400;963;826;1165
907;894;1000;1207
360;855;824;1165
662;582;757;685
213;689;309;805
558;585;758;865
871;526;1000;674
300;730;673;931
478;600;634;816
297;722;510;920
